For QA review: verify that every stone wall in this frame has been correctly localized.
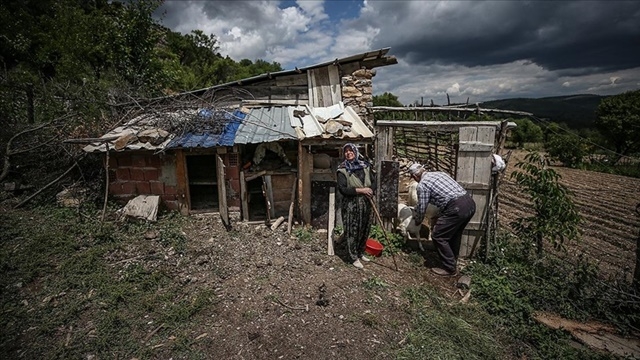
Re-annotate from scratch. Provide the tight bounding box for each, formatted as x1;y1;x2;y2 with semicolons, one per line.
341;68;375;125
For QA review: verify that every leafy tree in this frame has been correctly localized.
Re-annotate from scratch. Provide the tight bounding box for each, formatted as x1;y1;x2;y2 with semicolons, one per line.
510;118;543;148
373;92;403;107
595;89;640;162
510;151;581;256
544;132;588;168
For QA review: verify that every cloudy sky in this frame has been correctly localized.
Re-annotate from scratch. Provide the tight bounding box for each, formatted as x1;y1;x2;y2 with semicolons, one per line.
155;0;640;105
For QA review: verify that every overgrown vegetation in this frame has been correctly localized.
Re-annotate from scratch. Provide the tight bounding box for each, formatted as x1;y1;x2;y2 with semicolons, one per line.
0;205;215;358
398;286;512;360
0;0;282;191
464;231;639;358
369;224;404;256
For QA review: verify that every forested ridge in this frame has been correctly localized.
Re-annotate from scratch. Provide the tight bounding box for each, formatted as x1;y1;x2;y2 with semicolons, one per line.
481;94;605;129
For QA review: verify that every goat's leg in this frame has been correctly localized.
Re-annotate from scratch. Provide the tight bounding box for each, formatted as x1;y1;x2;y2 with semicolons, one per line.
427;217;438;242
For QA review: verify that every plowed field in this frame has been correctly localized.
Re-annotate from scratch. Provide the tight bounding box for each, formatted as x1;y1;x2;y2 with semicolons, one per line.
499;150;640;280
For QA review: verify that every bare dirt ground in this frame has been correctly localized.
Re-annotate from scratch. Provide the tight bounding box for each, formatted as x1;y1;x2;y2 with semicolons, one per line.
498;150;640;280
139;213;457;360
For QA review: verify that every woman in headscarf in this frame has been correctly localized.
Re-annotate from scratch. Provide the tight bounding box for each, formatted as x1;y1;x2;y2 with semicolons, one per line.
336;143;375;269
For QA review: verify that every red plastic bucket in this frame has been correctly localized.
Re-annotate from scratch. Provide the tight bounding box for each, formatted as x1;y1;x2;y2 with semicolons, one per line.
365;238;384;257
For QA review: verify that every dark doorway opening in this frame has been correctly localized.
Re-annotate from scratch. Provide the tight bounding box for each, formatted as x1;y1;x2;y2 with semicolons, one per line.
247;177;268;221
186;155;219;212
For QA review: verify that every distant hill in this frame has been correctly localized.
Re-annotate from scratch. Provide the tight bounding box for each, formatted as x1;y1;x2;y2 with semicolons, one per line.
480;94;606;129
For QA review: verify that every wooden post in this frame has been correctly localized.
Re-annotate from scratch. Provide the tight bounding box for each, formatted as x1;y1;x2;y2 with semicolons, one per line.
101;143;110;222
327;187;335;255
240;171;249;221
216;155;230;230
262;176;271;225
287;179;297;235
263;175;275;219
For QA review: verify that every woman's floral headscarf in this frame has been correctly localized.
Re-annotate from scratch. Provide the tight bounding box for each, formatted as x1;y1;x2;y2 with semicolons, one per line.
339;143;369;173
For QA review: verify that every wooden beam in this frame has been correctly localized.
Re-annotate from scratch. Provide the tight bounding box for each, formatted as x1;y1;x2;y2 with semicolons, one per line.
175;150;189;215
240;171;249;221
376;120;510;131
372;106;533;117
287;179;296;235
360;56;398;69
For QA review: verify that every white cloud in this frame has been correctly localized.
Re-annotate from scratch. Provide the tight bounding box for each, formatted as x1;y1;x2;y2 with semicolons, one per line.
156;0;640;103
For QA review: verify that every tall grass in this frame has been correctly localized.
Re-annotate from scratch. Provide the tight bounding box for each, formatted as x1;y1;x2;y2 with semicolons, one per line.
0;205;215;359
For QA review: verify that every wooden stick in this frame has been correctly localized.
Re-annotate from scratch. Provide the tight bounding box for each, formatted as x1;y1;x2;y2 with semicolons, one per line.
368;197;398;271
274;298;308;311
245;170;267;182
327;187;335;256
144;323;165;342
101;143;110;222
270;216;285;230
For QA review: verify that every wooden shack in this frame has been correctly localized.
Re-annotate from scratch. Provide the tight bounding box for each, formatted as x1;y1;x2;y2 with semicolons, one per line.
80;48;397;227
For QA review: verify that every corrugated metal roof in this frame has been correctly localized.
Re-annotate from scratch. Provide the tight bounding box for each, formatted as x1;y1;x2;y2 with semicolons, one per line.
83;104;374;153
234;106;298;144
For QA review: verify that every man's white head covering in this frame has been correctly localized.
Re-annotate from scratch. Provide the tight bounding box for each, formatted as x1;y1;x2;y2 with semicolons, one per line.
408;163;424;176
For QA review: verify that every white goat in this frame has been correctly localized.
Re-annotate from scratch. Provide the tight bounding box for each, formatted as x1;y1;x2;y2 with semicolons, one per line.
396;181;440;251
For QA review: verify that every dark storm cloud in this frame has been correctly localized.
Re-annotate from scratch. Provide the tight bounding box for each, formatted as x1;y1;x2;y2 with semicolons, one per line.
157;1;274;30
368;1;640;73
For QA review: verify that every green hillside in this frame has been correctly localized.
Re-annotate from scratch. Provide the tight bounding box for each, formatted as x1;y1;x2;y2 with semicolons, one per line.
480;94;606;129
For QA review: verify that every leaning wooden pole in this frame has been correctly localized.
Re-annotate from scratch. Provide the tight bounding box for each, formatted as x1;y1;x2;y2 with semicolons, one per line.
101;143;110;222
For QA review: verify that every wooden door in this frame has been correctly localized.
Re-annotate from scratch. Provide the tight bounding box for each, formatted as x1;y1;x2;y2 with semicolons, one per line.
456;126;495;258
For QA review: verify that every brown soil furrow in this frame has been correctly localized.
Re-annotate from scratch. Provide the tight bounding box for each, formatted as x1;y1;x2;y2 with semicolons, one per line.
575;210;639;237
498;151;639;280
574;197;640;217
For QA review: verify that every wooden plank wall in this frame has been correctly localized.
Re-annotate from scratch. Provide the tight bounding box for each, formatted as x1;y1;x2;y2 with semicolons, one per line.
269;174;296;216
456;126;495;258
375;127;396;226
307;65;341;107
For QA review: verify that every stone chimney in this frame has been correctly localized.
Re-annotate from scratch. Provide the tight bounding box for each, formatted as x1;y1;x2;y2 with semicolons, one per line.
341;68;375;126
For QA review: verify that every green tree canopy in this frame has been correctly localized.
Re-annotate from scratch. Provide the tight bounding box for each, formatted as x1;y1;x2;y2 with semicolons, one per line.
545;132;588;168
373;92;403;107
595;89;640;161
510;118;543;148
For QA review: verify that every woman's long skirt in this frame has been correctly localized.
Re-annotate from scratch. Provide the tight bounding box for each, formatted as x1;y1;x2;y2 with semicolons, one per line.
341;195;373;261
